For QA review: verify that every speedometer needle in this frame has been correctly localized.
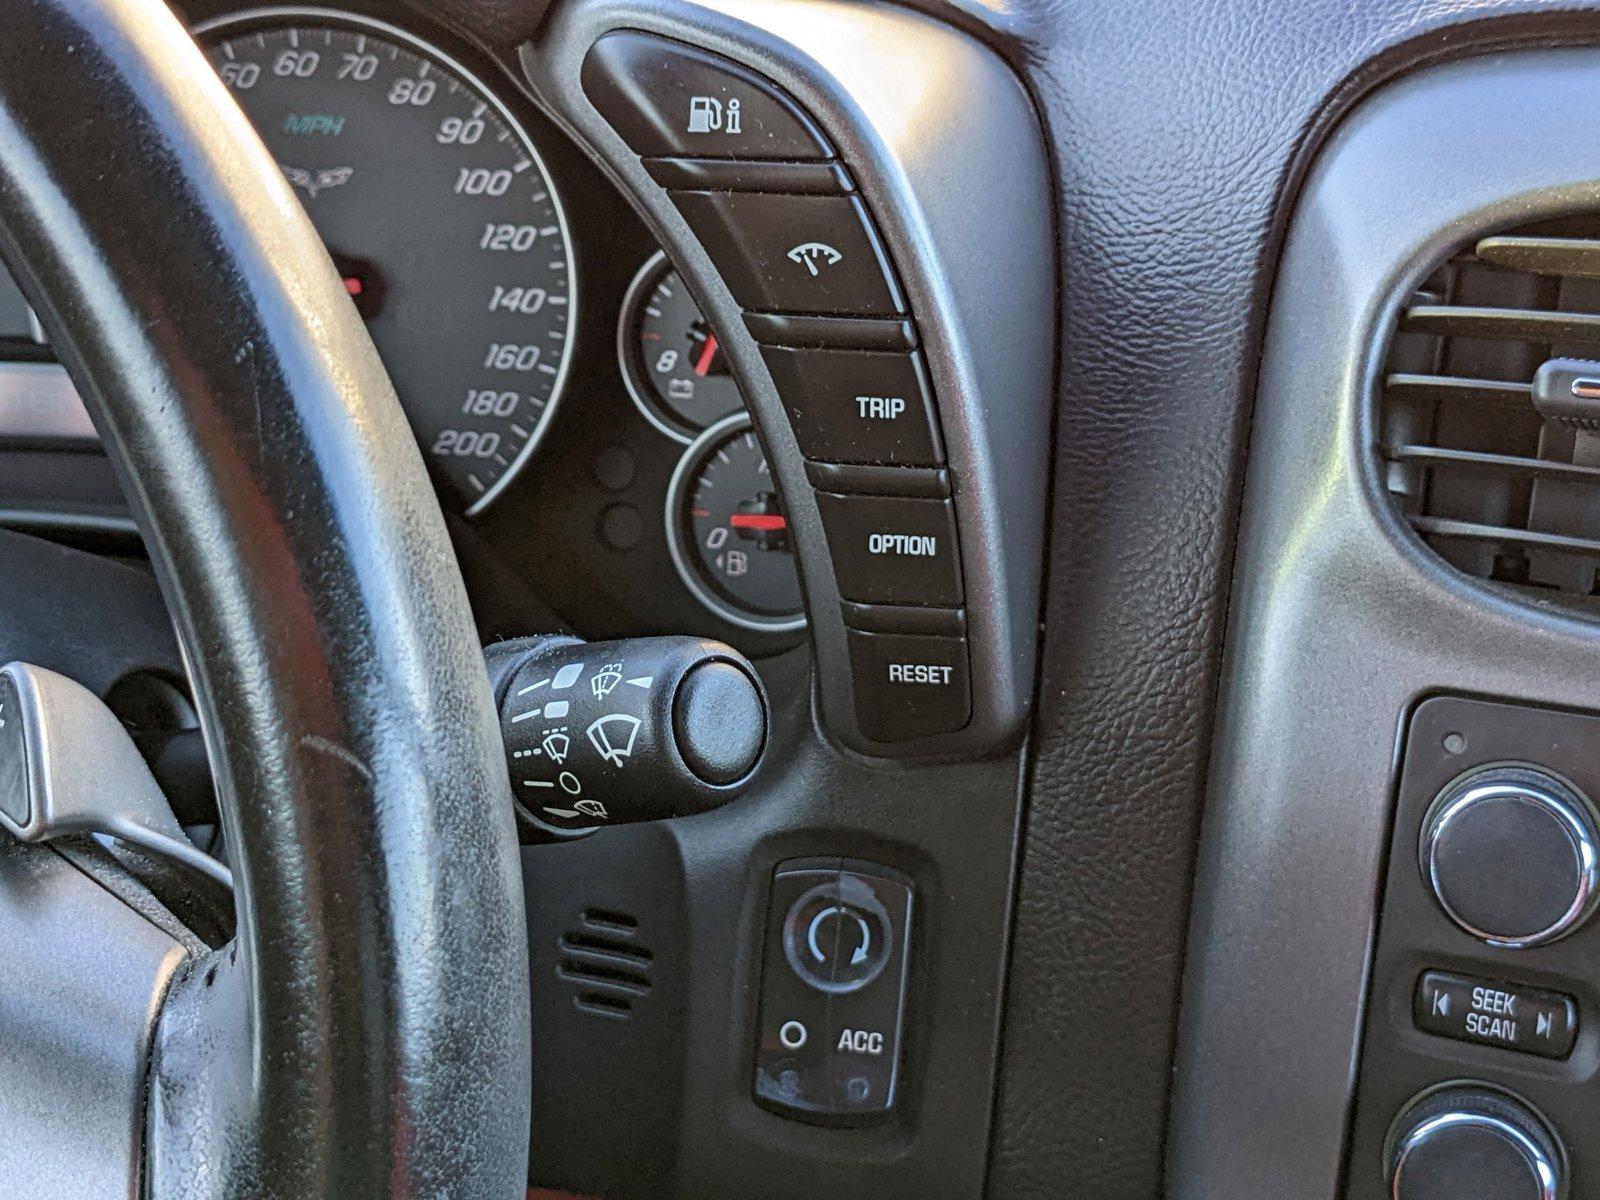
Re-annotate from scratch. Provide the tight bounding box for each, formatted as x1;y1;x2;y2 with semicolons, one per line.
693;333;719;377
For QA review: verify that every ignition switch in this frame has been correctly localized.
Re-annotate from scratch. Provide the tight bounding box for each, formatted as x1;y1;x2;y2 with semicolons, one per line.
485;635;768;839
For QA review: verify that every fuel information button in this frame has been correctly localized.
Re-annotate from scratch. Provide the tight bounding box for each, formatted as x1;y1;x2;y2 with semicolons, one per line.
581;31;833;159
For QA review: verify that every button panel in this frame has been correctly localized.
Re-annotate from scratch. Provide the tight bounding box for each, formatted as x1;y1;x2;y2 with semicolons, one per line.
582;32;832;160
1348;697;1600;1192
584;27;987;750
754;860;913;1124
672;192;904;317
1414;971;1578;1060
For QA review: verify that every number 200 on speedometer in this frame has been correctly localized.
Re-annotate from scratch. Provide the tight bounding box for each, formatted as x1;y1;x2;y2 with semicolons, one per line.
199;8;578;513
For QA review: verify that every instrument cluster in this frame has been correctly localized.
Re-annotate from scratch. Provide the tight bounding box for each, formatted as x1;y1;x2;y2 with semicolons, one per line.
0;1;807;654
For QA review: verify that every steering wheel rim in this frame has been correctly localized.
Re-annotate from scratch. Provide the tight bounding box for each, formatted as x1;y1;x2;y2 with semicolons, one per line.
0;0;531;1195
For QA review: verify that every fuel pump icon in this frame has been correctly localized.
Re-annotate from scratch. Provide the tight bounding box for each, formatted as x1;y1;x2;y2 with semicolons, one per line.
686;95;742;135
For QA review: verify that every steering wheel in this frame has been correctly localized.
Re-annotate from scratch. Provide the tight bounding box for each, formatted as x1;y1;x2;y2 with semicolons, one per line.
0;0;530;1196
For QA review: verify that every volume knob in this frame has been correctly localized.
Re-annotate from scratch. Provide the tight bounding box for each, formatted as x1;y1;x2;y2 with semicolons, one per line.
1420;767;1599;949
1386;1086;1562;1200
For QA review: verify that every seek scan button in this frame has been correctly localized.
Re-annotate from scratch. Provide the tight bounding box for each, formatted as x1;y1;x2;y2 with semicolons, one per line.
1413;970;1577;1059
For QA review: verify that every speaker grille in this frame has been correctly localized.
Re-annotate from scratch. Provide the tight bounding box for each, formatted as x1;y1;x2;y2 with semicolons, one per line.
556;907;653;1019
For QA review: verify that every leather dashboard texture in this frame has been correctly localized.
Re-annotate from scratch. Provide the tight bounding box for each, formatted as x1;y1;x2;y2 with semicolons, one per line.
409;0;1600;1196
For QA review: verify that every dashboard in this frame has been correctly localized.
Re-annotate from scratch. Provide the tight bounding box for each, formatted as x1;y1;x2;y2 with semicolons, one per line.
13;1;1600;1199
0;0;805;654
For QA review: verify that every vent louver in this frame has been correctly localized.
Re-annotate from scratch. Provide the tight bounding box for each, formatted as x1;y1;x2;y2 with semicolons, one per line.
556;907;653;1019
1379;218;1600;600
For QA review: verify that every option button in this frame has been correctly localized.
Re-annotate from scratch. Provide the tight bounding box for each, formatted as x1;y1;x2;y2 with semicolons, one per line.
815;492;962;606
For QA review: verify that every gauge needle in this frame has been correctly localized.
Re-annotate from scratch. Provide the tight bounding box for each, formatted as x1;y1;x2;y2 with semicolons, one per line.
730;513;787;531
693;333;719;377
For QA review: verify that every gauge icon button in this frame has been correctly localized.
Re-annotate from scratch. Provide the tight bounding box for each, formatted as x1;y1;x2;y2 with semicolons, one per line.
665;413;805;632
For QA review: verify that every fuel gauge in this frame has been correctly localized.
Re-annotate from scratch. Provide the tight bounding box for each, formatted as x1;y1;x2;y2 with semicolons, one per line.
619;250;745;441
665;414;806;632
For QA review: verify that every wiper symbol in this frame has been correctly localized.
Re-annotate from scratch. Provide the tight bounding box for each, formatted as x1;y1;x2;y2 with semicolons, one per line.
539;729;571;764
280;164;354;199
586;713;641;768
786;241;844;276
590;662;623;700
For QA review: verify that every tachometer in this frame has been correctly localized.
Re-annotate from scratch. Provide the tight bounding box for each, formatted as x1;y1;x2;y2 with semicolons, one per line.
197;9;577;513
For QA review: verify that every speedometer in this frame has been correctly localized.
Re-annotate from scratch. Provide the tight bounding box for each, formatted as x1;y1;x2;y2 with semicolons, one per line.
196;9;577;513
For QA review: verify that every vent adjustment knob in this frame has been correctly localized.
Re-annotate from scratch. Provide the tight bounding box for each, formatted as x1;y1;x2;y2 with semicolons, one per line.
1386;1085;1562;1200
1531;357;1600;431
1421;766;1600;948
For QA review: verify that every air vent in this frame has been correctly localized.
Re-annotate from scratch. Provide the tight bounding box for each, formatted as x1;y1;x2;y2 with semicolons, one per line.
556;907;652;1019
1378;217;1600;601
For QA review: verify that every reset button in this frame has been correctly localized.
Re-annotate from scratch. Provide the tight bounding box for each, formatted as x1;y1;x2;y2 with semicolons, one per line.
843;626;970;743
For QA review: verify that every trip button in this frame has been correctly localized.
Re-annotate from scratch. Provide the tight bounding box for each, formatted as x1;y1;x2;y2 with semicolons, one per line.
815;492;961;605
1413;970;1578;1059
843;627;971;742
581;31;832;160
762;346;943;465
672;192;904;317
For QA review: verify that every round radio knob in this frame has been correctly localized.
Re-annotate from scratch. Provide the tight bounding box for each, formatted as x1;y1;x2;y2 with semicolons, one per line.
1420;767;1600;948
1386;1086;1562;1200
